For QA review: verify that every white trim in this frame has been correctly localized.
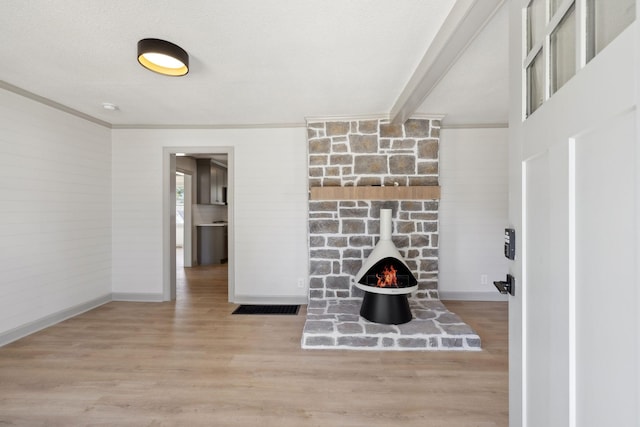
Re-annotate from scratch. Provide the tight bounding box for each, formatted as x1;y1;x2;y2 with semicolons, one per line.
0;294;112;347
111;293;165;302
0;80;111;128
305;113;446;125
521;158;529;427
441;122;509;129
568;138;577;427
113;122;306;130
232;295;308;305
439;291;509;301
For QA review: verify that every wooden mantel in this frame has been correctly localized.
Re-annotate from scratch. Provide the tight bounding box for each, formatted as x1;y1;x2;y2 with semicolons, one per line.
309;185;440;201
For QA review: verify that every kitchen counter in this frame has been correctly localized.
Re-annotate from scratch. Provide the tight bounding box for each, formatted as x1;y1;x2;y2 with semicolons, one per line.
197;223;228;265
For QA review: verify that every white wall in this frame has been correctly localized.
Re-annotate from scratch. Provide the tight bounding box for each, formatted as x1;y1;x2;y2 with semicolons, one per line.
0;89;112;342
438;127;509;300
111;128;309;302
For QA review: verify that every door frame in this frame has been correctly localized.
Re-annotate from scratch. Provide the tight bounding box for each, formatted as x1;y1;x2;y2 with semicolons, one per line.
162;146;235;301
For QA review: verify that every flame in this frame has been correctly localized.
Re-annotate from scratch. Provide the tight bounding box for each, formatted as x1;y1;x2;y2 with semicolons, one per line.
376;265;398;287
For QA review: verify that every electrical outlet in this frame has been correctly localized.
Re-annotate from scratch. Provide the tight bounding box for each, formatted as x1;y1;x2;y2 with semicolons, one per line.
480;274;488;285
297;278;305;288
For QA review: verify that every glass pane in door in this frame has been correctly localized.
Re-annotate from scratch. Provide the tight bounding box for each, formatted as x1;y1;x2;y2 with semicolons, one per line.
587;0;635;61
527;51;545;116
551;5;576;94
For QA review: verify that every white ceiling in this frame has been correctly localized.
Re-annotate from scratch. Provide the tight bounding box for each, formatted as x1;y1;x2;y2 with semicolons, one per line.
0;0;508;127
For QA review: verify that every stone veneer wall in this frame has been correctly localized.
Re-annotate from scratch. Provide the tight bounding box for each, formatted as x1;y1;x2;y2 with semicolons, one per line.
307;118;441;301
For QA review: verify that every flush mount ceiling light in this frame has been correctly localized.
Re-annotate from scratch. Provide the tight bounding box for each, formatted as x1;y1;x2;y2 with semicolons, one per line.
137;38;189;76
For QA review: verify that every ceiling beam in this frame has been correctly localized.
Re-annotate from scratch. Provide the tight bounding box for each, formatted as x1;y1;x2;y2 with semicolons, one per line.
389;0;505;125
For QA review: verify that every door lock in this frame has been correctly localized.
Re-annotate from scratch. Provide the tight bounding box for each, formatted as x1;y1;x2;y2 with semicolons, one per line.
493;274;515;296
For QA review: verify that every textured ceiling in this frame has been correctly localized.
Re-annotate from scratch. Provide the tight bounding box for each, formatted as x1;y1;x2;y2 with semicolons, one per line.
0;0;507;127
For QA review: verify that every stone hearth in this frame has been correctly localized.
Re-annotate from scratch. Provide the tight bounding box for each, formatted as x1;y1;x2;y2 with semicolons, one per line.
302;298;481;350
302;117;481;350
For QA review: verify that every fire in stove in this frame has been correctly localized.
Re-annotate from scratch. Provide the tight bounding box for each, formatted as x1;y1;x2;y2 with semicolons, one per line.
359;256;417;290
378;265;397;287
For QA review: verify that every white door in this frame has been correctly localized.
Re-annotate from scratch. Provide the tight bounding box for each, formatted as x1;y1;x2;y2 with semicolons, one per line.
509;1;638;425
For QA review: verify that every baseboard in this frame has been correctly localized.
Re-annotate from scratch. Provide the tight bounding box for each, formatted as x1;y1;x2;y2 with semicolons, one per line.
439;291;508;302
232;295;308;305
111;292;165;302
0;293;112;347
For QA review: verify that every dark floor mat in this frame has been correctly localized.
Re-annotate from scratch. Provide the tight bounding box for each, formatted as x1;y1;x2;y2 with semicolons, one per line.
232;305;300;315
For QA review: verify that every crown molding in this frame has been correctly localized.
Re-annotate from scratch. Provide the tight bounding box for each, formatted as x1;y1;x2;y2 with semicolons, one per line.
112;122;306;130
0;80;112;128
441;122;508;129
305;113;446;124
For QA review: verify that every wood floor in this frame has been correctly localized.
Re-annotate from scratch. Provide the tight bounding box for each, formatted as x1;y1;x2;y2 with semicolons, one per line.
0;262;508;426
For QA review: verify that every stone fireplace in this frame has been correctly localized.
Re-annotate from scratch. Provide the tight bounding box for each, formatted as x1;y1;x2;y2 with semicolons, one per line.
302;117;481;350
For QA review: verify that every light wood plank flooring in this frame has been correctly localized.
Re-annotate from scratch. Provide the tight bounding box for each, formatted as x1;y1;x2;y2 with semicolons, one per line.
0;261;508;426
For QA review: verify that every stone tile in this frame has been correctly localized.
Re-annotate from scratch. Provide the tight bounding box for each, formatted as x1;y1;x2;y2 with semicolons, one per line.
354;155;388;174
326;121;349;136
326;276;350;290
310;249;340;259
409;176;439;186
337;314;360;322
308;299;328;309
309;155;328;166
404;119;431;137
309;201;338;211
337;336;379;347
327;299;361;315
349;134;378;153
380;123;403;137
420;259;438;273
410;234;430;247
358;120;378;134
309;290;323;299
382;337;395;347
417;139;438;159
439;324;476;335
342;219;366;234
364;323;398;334
309;260;331;275
418;161;438;175
441;338;463;348
437;312;463;324
389;155;416;174
397;338;427;348
413;309;437;320
309;220;339;234
304;336;335;347
309;138;331;154
466;338;481;348
397;320;441;335
327;237;348;247
303;321;335;334
391;139;416;149
322;178;341;187
337;322;364;334
339;208;369;217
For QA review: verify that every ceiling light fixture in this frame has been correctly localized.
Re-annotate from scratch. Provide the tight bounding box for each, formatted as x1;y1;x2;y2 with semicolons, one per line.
137;38;189;76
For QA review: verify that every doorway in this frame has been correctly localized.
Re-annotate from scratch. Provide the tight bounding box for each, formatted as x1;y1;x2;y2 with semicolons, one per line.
163;147;235;302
